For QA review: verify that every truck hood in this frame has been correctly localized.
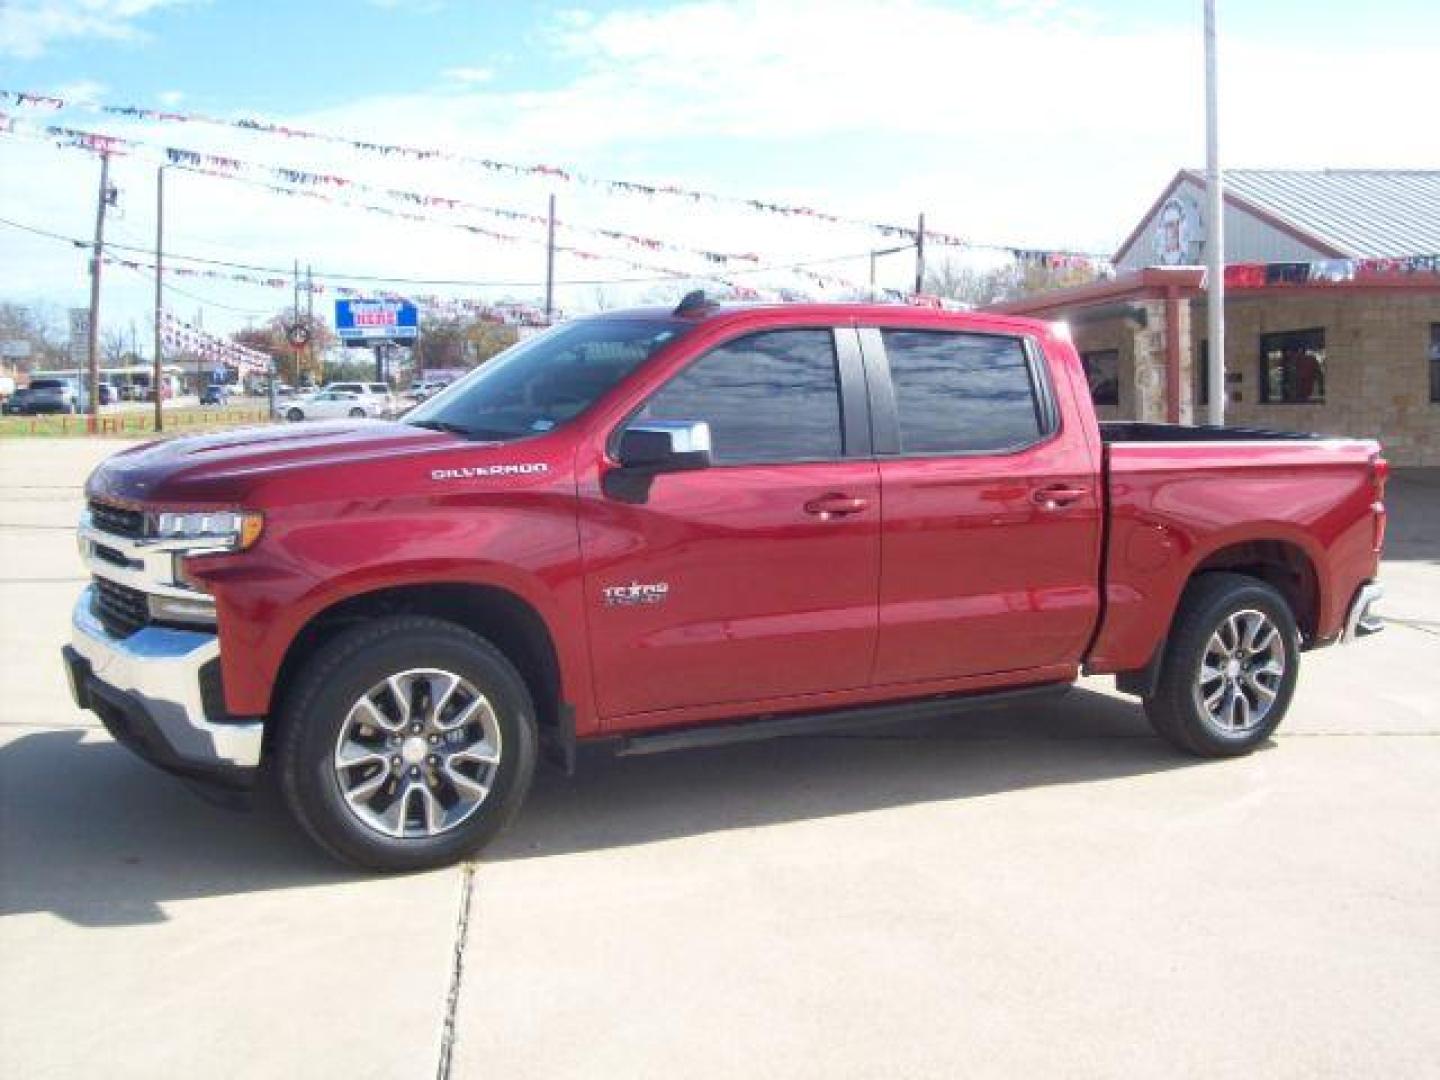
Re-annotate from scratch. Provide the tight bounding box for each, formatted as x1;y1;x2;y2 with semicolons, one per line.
87;420;467;505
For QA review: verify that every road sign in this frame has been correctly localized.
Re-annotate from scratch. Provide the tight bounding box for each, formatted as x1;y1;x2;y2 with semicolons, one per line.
68;308;90;361
336;298;418;345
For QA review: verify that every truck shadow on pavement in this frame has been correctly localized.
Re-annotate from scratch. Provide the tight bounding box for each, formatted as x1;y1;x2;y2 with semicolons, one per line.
1;688;1207;926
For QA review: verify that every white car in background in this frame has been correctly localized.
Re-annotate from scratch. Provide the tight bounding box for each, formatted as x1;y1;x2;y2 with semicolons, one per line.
322;381;397;416
283;389;382;422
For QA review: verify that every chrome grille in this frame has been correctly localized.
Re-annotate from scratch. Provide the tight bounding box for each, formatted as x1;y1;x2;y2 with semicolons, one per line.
89;499;146;539
92;576;151;639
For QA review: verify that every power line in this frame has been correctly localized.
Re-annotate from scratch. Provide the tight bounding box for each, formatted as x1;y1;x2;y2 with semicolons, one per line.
0;212;880;288
110;259;275;315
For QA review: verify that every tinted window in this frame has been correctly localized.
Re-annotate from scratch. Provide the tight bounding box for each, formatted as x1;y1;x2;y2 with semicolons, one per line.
407;318;689;440
636;329;843;464
881;330;1044;454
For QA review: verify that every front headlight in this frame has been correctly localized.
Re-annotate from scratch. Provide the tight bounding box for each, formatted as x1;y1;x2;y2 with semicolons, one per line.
150;510;264;551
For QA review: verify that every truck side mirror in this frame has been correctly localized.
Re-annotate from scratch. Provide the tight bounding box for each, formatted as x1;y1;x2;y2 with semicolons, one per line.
617;421;714;471
606;421;714;503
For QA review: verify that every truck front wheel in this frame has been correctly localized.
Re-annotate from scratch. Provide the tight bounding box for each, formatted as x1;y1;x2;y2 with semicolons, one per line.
1144;572;1300;758
277;616;538;870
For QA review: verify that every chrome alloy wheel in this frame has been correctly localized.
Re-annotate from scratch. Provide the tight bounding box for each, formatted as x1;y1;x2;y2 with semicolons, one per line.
1194;609;1286;736
332;668;502;839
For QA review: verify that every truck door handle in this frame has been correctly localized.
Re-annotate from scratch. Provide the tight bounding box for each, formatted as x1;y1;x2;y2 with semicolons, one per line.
1031;484;1089;509
804;494;869;518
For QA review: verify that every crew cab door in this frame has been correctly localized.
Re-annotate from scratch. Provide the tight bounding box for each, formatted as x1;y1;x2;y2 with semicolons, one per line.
578;326;880;725
861;325;1102;684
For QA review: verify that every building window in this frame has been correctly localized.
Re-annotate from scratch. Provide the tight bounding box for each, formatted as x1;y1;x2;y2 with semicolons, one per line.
1260;328;1326;404
1080;349;1119;406
1430;324;1440;404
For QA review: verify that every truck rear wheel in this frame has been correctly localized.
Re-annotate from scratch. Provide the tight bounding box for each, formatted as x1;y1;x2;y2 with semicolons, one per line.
277;616;537;871
1144;572;1300;758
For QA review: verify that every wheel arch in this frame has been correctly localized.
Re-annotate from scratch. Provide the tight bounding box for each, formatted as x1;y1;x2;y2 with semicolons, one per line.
1115;533;1322;699
271;581;568;762
1187;536;1322;645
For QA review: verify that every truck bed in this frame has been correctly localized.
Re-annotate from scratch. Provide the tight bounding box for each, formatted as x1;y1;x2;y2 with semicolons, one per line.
1100;421;1323;443
1088;427;1383;676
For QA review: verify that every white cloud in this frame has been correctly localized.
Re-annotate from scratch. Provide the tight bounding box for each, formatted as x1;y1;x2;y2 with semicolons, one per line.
52;79;108;105
441;66;495;86
158;89;185;106
0;0;193;59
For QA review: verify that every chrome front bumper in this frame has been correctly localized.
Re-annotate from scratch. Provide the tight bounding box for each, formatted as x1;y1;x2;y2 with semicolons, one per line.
1342;580;1385;643
65;587;263;786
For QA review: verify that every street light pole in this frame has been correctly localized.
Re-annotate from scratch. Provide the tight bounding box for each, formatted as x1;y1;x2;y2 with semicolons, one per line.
1204;0;1226;425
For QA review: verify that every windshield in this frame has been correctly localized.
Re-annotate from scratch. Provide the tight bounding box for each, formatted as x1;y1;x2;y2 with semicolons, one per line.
405;318;689;441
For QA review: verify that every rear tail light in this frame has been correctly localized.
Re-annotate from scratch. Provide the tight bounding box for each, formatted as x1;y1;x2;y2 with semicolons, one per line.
1370;454;1388;554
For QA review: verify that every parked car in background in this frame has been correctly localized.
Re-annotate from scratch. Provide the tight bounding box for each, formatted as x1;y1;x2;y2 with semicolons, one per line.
283;389;381;422
200;384;230;406
3;387;33;415
24;378;79;414
66;297;1388;871
407;379;451;402
97;383;118;406
324;381;397;416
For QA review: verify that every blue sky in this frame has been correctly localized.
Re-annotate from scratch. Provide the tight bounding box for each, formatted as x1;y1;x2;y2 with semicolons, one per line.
2;0;1438;338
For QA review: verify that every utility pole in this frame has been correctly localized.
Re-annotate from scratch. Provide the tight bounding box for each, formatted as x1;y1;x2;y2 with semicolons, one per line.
544;193;556;325
292;258;302;386
86;151;113;422
153;164;165;432
913;212;926;297
1204;0;1226;425
306;263;315;383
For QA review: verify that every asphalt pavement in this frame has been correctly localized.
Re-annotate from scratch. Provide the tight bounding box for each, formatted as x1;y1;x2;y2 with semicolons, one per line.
2;438;1437;1078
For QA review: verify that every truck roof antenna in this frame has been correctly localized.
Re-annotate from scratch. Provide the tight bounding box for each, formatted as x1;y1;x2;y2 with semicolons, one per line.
673;290;718;317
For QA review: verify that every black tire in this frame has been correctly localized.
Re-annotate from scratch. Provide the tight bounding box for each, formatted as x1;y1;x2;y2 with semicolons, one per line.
277;616;538;871
348;407;366;418
286;407;304;422
1144;572;1300;757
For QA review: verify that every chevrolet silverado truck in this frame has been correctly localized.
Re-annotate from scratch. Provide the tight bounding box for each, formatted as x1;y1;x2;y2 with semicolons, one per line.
63;295;1388;870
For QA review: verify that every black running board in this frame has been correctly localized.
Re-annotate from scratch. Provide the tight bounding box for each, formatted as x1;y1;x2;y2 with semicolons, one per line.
612;682;1072;757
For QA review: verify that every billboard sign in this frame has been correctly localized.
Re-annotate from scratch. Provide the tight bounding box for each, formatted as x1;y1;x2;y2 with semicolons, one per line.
335;298;418;344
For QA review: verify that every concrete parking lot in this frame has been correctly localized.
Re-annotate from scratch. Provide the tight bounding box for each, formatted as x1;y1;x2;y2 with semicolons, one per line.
2;438;1437;1079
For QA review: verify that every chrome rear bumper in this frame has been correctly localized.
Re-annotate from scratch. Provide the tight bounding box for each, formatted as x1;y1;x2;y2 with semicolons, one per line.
65;587;262;787
1342;581;1384;643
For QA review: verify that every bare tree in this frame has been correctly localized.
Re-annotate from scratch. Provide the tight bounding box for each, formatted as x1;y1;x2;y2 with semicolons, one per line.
0;302;67;371
925;258;1102;307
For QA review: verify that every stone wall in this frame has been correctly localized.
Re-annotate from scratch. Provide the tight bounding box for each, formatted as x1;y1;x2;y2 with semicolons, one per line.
1070;299;1194;424
1192;292;1440;465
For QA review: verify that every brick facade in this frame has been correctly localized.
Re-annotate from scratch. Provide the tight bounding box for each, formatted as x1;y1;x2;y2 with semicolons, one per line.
1188;292;1440;465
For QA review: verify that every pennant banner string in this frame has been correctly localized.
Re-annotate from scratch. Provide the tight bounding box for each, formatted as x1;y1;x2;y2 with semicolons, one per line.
0;87;1113;261
0;114;759;267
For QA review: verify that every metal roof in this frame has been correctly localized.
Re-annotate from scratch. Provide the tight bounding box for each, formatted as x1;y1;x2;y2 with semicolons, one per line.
1212;169;1440;257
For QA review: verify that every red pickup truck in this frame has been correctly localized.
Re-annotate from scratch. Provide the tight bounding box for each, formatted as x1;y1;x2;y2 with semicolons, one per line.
64;296;1388;870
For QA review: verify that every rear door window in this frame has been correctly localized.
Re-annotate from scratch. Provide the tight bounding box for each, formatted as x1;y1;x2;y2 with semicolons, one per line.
880;330;1046;455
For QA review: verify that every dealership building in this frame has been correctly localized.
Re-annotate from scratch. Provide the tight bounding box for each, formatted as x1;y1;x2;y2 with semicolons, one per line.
993;169;1440;464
